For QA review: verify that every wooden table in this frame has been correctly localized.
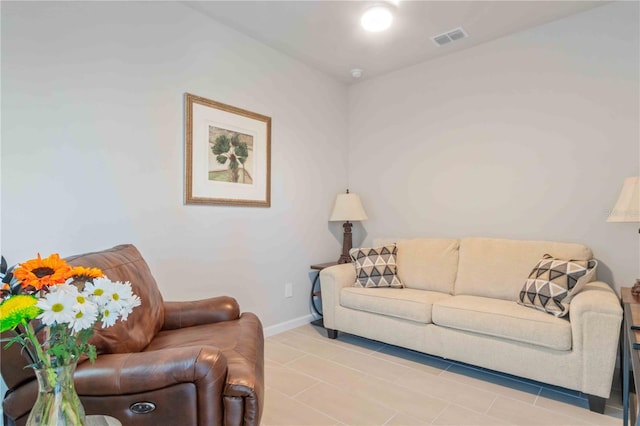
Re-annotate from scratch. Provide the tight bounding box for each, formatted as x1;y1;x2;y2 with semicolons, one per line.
86;415;122;426
622;287;640;426
309;262;338;327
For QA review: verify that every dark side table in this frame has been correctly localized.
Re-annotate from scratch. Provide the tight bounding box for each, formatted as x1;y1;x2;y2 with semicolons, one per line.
310;262;338;327
622;286;640;426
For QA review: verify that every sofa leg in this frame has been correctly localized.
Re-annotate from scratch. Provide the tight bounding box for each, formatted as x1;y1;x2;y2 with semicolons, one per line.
587;394;606;414
326;328;338;339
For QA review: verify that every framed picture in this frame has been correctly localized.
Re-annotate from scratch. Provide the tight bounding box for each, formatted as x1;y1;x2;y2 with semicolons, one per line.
184;93;271;207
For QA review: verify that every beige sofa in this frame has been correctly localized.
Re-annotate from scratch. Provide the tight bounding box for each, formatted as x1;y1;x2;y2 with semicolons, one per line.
319;237;622;413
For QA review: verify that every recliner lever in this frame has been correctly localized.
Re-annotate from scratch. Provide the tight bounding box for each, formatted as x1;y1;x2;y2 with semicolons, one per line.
130;402;156;414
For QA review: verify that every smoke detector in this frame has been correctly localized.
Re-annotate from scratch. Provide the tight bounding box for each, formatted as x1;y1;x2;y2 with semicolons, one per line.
350;68;364;78
431;27;468;47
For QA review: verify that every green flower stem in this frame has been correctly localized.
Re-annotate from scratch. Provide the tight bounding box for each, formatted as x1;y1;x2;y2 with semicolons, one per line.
63;396;83;424
29;362;84;426
23;320;51;368
42;385;55;424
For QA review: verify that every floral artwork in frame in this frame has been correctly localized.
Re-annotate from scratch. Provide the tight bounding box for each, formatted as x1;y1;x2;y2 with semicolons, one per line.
185;93;271;207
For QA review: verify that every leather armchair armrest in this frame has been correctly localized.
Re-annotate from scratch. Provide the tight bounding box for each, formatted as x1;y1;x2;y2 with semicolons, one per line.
74;346;228;395
162;296;240;330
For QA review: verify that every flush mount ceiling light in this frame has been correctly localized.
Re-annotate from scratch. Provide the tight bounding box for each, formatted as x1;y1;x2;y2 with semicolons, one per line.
361;4;393;32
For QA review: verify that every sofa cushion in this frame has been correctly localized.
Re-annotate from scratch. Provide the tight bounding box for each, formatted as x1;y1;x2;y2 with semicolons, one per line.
340;287;451;323
432;295;572;351
517;255;597;317
374;238;459;294
455;238;593;301
350;244;403;288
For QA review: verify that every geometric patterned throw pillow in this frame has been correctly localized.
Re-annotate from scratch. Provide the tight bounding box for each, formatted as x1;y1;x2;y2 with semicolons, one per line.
349;243;403;288
517;254;597;317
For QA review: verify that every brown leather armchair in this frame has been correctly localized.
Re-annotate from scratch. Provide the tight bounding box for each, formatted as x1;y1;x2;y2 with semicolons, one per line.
1;245;264;426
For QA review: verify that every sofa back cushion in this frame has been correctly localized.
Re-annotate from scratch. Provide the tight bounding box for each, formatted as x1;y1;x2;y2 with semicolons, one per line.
454;238;593;301
66;244;165;354
374;238;459;294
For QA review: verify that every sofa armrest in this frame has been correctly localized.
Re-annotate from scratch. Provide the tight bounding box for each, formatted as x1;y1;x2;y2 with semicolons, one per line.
319;263;356;330
570;282;622;317
162;296;240;330
569;281;622;396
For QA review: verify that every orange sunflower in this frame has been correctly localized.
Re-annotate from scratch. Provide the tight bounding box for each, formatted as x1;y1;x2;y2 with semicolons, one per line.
13;253;72;291
68;266;103;281
67;266;104;286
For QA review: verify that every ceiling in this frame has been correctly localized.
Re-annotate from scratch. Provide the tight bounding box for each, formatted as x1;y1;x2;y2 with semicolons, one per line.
183;1;606;84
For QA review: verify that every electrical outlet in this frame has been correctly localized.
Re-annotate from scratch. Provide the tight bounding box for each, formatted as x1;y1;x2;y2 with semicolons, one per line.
285;283;293;298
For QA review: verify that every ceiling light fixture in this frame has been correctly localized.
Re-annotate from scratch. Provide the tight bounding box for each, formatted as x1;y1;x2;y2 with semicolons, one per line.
361;4;393;33
350;68;364;78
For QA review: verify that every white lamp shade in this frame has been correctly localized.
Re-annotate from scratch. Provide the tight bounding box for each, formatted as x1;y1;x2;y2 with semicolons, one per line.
329;193;368;222
607;176;640;222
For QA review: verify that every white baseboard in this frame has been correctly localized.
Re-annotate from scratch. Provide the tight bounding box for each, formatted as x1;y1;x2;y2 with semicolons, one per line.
263;314;316;337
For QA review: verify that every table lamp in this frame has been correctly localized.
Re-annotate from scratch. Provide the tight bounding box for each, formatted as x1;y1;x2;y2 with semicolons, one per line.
607;176;640;292
607;176;640;231
330;190;368;264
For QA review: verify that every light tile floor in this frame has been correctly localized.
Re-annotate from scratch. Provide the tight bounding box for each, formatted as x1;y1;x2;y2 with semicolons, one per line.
263;324;623;426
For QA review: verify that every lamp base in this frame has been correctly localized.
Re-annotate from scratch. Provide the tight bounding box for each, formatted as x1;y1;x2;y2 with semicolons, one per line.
338;221;353;264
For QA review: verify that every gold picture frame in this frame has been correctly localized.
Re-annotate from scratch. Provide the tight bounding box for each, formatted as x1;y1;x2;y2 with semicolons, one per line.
185;93;271;207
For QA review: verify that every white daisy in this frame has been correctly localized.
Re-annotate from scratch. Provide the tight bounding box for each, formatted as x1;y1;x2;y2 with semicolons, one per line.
109;281;140;314
118;294;141;321
69;307;98;333
36;290;77;326
72;293;98;314
52;282;80;295
108;281;128;306
100;302;120;328
83;277;115;307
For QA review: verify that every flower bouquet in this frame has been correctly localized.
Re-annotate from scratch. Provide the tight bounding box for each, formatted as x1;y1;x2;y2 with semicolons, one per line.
0;253;140;425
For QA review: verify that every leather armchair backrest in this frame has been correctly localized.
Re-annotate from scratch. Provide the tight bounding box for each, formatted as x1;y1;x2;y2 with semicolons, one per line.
1;330;36;390
66;244;165;354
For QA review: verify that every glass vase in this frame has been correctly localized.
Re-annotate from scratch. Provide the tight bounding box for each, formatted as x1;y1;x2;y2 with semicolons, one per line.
27;361;86;426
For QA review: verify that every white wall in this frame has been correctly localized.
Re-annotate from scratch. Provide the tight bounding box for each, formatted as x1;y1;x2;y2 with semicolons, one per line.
348;2;640;292
0;1;348;328
2;1;638;329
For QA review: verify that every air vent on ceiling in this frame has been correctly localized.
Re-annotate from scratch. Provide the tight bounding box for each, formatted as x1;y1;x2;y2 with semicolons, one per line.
431;27;468;47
